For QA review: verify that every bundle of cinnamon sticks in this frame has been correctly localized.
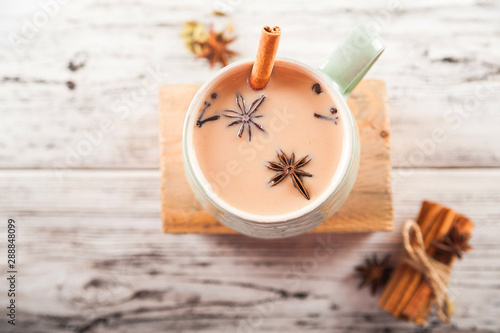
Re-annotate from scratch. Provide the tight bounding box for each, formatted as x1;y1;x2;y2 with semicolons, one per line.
379;201;474;325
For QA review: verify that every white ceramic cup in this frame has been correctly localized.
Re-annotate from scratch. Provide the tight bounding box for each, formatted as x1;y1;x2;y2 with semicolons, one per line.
183;26;384;238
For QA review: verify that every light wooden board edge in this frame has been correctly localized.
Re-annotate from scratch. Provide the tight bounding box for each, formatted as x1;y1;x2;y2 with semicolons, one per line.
159;79;393;234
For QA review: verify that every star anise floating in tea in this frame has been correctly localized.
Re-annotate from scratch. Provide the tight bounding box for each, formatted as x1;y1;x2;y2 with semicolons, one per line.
355;254;393;295
432;226;472;263
314;106;339;124
224;93;266;141
266;150;312;200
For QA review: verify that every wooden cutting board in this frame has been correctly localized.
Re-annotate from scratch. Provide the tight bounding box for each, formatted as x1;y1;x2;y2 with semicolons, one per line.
159;79;393;234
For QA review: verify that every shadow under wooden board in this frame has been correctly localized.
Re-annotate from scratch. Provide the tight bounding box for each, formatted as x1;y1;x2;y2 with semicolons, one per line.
159;79;393;234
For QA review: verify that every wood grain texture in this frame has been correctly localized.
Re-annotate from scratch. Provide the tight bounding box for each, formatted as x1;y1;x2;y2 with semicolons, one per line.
159;80;393;234
0;0;499;332
0;169;499;332
0;0;498;169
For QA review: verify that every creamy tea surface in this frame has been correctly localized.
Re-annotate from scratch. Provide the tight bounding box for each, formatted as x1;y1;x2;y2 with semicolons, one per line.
192;61;345;216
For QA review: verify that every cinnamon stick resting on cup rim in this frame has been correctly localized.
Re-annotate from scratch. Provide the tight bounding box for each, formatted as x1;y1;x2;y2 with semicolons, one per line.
250;26;281;90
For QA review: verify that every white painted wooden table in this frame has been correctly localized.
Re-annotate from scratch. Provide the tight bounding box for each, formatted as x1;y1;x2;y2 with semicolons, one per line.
1;0;499;332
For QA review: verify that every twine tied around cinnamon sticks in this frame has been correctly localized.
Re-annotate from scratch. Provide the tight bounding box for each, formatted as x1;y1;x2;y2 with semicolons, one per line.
379;201;473;324
400;220;452;323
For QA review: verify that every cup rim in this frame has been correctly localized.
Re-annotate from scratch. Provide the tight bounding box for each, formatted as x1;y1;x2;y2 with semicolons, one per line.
182;57;356;223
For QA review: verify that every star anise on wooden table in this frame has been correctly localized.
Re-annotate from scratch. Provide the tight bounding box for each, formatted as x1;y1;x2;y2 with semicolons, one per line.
195;26;237;67
266;150;312;200
355;254;393;295
223;93;266;141
432;226;472;263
